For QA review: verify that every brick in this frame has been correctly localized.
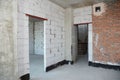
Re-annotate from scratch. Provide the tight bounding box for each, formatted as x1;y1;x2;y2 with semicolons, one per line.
93;1;120;64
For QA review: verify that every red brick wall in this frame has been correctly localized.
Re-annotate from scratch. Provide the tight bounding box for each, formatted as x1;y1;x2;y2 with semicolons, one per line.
93;1;120;64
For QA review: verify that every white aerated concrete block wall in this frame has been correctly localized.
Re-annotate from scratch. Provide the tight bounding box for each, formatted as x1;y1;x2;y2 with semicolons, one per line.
34;22;44;55
17;0;65;77
45;2;65;66
73;6;92;24
17;11;29;77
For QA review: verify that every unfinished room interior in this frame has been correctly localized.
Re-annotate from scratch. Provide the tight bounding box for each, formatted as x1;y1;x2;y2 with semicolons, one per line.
0;0;120;80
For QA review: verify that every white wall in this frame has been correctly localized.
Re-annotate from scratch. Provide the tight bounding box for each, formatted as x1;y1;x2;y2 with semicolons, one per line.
17;0;93;78
0;0;18;80
73;6;92;24
88;24;93;61
29;21;44;55
65;8;73;61
17;0;65;77
34;22;44;55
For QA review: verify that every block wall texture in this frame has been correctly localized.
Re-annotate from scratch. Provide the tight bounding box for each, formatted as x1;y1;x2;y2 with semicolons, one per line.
73;6;92;24
17;0;65;77
45;1;65;66
34;22;44;55
0;0;18;80
29;21;44;55
93;1;120;64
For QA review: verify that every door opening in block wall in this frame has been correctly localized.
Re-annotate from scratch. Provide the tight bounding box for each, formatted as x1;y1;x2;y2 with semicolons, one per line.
72;24;89;63
29;16;45;79
77;24;88;56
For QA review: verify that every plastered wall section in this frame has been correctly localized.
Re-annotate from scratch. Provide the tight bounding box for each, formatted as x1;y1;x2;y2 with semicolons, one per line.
93;1;120;65
17;0;65;77
0;0;18;80
34;22;44;55
65;8;73;61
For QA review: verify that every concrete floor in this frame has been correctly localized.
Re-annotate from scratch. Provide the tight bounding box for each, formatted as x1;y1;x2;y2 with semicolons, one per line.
30;55;120;80
30;54;44;78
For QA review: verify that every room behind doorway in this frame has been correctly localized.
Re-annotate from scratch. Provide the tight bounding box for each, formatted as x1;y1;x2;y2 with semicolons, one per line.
76;24;88;62
29;17;44;78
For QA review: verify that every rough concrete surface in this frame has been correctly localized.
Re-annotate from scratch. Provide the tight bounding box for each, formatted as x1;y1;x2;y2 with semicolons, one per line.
0;0;18;80
30;55;120;80
30;55;44;78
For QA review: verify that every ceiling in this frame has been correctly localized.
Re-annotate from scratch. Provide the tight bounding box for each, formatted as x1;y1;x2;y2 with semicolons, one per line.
49;0;116;8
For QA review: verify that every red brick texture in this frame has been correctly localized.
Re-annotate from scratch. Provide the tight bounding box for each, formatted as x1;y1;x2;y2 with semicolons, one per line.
93;1;120;64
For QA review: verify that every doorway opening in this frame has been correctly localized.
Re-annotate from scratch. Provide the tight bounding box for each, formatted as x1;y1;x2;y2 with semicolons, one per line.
76;24;88;62
29;17;44;78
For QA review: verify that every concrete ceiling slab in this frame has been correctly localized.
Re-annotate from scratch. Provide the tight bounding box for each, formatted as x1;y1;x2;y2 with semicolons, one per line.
49;0;117;8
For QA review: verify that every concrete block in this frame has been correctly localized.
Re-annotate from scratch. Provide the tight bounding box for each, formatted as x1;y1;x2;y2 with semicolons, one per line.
17;0;65;77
